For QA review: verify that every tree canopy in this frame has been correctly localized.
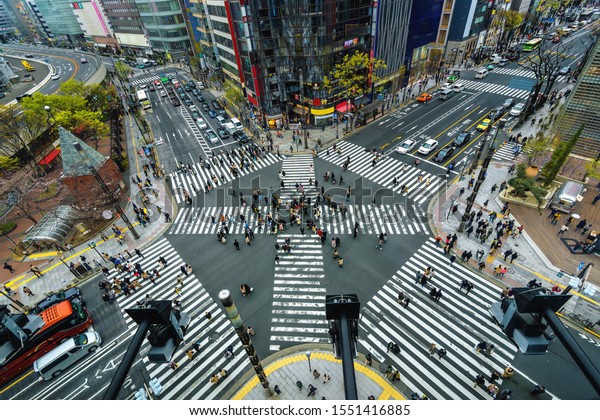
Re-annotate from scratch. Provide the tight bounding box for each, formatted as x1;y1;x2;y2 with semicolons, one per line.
323;51;386;100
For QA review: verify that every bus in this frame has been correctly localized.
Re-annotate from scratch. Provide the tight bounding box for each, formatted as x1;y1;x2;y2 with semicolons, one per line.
0;298;92;385
522;38;543;52
136;89;152;110
21;60;34;72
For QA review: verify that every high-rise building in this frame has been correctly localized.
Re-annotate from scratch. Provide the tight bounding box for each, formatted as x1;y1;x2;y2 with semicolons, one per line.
30;0;85;44
26;0;54;40
0;0;17;40
133;0;192;61
70;0;113;43
371;0;412;93
444;0;493;66
187;0;218;73
555;38;600;159
99;0;149;54
404;0;445;81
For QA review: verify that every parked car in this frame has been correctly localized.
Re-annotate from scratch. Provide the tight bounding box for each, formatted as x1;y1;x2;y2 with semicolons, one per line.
191;111;200;119
477;118;492;131
416;93;432;103
184;98;193;106
396;139;416;154
212;99;222;110
498;58;509;67
197;94;205;102
453;132;471;147
160;90;167;97
433;146;455;163
196;118;207;129
184;85;191;92
80;57;88;63
509;103;525;116
417;139;438;155
206;129;219;144
488;106;504;121
485;63;494;71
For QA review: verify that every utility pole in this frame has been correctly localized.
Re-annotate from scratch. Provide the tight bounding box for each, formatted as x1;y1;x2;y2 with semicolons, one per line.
457;120;506;232
219;289;271;396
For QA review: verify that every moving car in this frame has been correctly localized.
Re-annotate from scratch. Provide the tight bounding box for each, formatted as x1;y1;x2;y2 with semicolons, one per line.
485;64;494;71
453;132;471;147
212;100;222;110
502;98;515;110
510;103;525;116
80;57;88;63
206;129;219;144
433;146;455;163
417;139;438;155
202;103;210;112
50;73;60;80
160;90;167;97
417;93;432;103
477;118;492;131
196;94;205;102
21;74;34;82
488;106;504;121
559;66;571;75
191;111;200;119
498;58;509;67
24;53;34;58
196;118;207;129
396;139;416;154
233;130;249;145
217;127;229;139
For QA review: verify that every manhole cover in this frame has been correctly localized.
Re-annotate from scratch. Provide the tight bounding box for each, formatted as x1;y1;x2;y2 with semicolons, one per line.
210;332;220;342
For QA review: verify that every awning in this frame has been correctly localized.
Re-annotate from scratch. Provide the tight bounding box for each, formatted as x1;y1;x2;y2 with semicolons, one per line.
38;149;61;165
311;106;335;116
335;102;354;113
22;205;77;244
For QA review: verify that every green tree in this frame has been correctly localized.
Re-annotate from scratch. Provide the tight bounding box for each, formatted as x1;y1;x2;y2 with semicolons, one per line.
114;61;130;81
60;80;119;113
541;126;582;186
508;163;548;208
0;155;20;171
523;132;553;167
224;81;245;112
500;10;524;46
323;51;386;103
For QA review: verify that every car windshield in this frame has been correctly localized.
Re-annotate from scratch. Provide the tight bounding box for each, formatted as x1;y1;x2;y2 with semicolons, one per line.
73;333;89;346
401;142;412;148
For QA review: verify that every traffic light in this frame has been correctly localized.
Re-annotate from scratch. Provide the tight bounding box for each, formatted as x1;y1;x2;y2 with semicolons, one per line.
146;310;189;363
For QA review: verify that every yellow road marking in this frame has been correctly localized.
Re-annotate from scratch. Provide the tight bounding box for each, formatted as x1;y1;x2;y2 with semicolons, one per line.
0;369;34;394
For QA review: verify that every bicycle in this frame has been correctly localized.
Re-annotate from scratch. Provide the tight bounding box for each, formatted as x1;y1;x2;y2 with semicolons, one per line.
566;312;596;329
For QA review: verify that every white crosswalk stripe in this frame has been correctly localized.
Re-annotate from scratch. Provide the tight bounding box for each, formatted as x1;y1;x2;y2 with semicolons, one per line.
459;80;530;99
318;141;446;205
279;155;318;201
492;143;527;162
168;203;428;235
168;149;284;204
269;235;328;351
491;67;568;83
104;238;250;399
131;72;177;86
360;239;517;400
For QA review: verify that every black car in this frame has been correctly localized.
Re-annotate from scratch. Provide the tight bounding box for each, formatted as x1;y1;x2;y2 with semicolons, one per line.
453;132;471;147
196;94;205;102
202;103;210;112
184;98;193;106
233;130;249;145
212;100;222;110
502;98;515;111
433;146;455;163
172;100;181;107
217;127;229;139
191;111;200;119
188;80;195;87
25;53;34;58
488;105;504;121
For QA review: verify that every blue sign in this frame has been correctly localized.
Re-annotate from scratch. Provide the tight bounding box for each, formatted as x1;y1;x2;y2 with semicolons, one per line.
377;93;384;101
578;261;586;272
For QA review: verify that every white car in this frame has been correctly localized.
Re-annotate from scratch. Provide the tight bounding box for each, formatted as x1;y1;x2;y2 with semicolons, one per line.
206;129;218;144
50;73;60;80
396;139;416;154
189;104;198;113
160;90;167;97
510;103;525;116
196;118;207;129
418;139;438;155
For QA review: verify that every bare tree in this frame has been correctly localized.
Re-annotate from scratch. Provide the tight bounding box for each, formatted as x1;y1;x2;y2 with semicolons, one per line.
517;39;571;122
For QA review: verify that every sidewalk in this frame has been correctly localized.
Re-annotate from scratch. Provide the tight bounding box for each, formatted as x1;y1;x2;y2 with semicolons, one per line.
0;109;173;310
227;346;407;401
429;87;600;334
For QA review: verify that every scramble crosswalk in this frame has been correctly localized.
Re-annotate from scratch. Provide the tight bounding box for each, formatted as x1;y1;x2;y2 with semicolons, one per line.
168;148;283;203
319;141;446;205
491;67;568;83
131;72;177;87
359;239;517;400
104;238;249;399
168;203;428;236
270;234;328;351
279;155;318;202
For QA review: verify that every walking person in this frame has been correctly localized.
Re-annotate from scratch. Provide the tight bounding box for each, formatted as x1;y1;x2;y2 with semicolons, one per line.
23;286;35;296
3;262;15;273
135;248;144;258
234;239;240;250
29;265;43;278
558;224;569;235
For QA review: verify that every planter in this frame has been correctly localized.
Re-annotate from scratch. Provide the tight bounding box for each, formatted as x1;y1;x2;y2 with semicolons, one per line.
525;165;539;178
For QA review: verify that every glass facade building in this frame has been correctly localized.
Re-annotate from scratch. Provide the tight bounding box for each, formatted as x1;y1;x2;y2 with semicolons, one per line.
133;0;192;60
32;0;85;42
556;38;600;158
404;0;444;80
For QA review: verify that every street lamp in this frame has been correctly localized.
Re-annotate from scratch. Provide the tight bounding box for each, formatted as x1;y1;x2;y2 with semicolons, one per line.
89;241;107;262
305;350;312;372
60;256;82;279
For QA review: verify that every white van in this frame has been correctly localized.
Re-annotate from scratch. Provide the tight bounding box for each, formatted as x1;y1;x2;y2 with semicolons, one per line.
231;117;243;132
491;54;502;64
475;69;488;79
439;88;454;100
452;83;464;93
33;331;101;380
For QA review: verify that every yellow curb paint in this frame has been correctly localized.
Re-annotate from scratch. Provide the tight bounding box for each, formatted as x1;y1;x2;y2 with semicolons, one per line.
27;251;59;259
0;369;34;394
232;352;405;400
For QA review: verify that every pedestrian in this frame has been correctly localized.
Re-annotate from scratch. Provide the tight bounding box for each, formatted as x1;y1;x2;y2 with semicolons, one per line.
28;265;43;278
205;311;213;322
322;373;330;383
186;349;194;360
428;343;437;357
169;362;178;370
234;239;240;250
274;254;280;264
501;366;514;379
135;248;144;258
365;353;372;366
313;369;320;379
503;249;513;261
274;385;282;395
474;374;486;388
338;257;344;268
593;193;600;205
558;224;569;235
531;385;546;395
449;255;456;265
465;282;474;294
247;326;255;336
23;286;34;296
403;297;411;308
437;348;447;360
3;262;15;273
307;384;317;397
510;252;518;263
180;264;188;276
